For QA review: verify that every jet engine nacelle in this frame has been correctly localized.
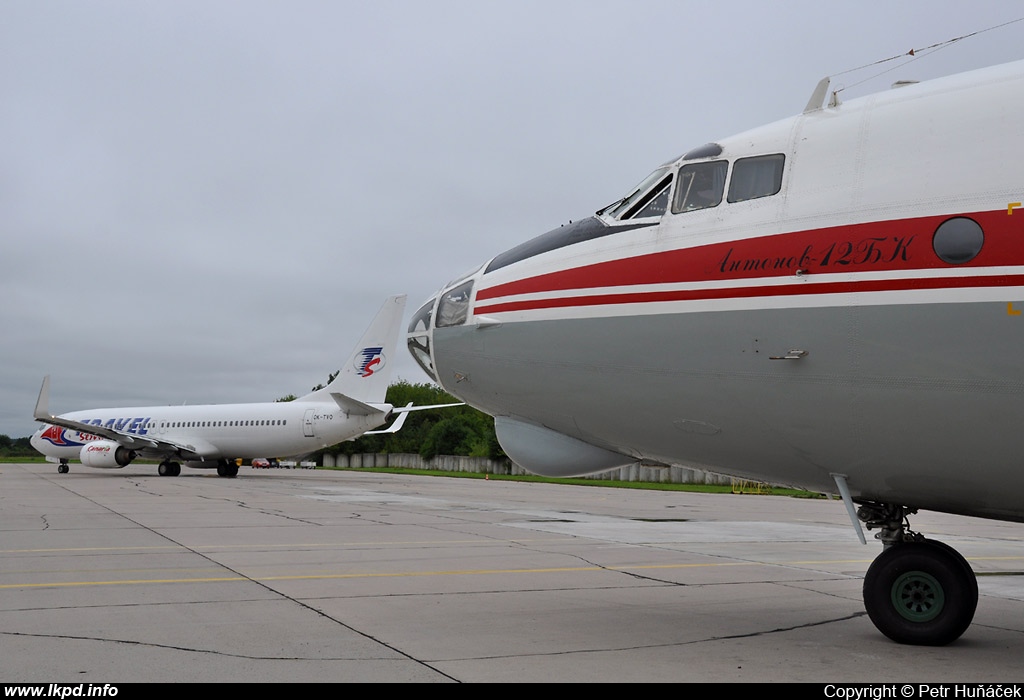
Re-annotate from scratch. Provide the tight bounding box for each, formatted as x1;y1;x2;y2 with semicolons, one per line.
80;440;136;468
494;416;636;477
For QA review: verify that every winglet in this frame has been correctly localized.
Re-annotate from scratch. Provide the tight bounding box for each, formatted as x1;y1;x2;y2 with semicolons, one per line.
34;375;52;421
364;402;414;435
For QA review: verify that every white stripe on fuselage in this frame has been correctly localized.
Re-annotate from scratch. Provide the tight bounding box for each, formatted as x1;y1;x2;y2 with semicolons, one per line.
477;265;1024;307
471;285;1024;323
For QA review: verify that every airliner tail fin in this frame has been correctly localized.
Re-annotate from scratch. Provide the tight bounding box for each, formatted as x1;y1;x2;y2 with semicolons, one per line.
299;295;407;404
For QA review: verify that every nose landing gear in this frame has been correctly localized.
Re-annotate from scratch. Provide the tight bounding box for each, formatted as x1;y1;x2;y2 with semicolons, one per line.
858;502;978;645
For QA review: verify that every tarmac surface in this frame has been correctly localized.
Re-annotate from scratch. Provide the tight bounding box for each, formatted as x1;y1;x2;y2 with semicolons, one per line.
2;461;1023;683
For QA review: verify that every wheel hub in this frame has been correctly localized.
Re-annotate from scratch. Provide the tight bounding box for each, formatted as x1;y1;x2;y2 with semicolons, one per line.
892;571;944;622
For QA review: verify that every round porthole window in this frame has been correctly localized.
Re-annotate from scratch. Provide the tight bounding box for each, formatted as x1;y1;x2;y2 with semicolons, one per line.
933;217;983;264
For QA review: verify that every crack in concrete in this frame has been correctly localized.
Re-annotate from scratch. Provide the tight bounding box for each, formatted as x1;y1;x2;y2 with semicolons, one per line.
420;612;871;662
0;630;437;663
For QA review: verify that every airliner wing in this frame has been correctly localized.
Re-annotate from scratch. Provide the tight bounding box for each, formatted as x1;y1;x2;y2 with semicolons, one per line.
391;402;464;413
34;376;154;446
35;410;196;454
33;376;198;456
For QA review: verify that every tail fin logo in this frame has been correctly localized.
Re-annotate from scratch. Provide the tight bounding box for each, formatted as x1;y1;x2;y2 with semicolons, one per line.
354;346;386;378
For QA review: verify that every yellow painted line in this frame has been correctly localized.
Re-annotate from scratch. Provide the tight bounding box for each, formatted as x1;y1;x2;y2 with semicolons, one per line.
7;567;229;578
0;561;797;590
0;559;918;590
4;576;248;588
1009;302;1022;316
0;539;557;555
5;556;1022;590
1008;202;1021;214
2;546;184;554
0;563;745;589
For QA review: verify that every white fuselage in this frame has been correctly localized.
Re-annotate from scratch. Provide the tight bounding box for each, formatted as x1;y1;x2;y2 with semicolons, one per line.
31;400;388;465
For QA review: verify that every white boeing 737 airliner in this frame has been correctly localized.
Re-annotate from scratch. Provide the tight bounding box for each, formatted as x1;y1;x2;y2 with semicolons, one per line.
32;294;456;477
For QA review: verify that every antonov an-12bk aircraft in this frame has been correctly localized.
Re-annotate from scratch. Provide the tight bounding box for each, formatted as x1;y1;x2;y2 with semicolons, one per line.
407;60;1024;645
32;294;456;477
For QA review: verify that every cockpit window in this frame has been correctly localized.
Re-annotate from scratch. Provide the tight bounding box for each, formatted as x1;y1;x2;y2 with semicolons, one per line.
622;175;672;219
728;154;784;203
599;167;672;220
408;299;434;335
436;280;474;328
407;298;437;382
672;160;727;213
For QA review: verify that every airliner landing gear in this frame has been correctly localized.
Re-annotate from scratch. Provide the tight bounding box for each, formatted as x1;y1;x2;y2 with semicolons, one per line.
216;461;238;478
57;460;69;474
858;502;978;646
158;461;181;477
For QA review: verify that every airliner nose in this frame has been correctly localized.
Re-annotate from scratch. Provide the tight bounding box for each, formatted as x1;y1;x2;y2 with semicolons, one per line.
406;272;480;386
406;295;439;383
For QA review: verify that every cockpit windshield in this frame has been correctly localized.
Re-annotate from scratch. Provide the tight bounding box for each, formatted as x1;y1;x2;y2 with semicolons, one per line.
407;298;438;382
598;167;672;220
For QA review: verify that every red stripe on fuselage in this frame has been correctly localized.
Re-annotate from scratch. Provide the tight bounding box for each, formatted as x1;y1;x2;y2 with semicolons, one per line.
473;273;1024;315
474;210;1022;305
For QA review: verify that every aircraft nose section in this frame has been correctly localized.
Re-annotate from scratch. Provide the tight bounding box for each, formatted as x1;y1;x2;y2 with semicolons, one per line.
406;296;439;383
406;274;480;385
29;429;47;455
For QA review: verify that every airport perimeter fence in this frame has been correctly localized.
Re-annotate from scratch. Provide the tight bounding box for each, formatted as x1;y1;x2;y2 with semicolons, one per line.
321;452;736;486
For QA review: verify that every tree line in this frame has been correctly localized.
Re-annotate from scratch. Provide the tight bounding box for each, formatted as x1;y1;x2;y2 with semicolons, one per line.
0;435;36;458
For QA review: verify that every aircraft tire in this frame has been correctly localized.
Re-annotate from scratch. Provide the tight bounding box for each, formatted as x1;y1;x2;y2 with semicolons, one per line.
57;464;69;474
169;462;181;477
920;539;978;601
863;540;977;646
158;462;169;476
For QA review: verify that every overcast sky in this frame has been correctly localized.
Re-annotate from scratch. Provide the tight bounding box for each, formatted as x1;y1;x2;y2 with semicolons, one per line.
2;1;1021;438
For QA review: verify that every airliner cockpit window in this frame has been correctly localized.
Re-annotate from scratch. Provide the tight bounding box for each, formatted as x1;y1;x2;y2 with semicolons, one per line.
407;298;438;382
623;175;673;219
672;160;727;213
436;280;474;328
728;154;784;202
407;299;434;335
599;167;671;220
